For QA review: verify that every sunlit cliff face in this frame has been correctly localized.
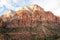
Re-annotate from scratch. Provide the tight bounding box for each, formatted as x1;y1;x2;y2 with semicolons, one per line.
0;0;60;16
0;4;60;27
0;4;60;39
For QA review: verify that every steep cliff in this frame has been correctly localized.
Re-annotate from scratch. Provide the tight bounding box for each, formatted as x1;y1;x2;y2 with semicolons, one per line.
0;4;60;40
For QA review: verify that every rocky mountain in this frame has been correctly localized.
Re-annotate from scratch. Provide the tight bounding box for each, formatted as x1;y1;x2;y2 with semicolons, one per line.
0;4;60;40
1;10;15;22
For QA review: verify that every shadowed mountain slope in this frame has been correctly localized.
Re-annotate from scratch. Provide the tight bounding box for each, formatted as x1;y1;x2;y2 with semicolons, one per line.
0;4;60;40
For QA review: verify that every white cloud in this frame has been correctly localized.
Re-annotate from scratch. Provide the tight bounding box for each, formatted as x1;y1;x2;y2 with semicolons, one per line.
0;2;5;13
29;0;60;16
0;0;26;10
1;0;15;10
0;0;60;16
52;8;60;16
29;0;58;11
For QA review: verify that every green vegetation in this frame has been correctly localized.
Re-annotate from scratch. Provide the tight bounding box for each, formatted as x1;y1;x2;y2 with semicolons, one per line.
0;26;60;40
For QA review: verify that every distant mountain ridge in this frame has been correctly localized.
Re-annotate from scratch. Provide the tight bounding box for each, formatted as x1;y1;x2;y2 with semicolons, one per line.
22;4;44;12
0;4;60;39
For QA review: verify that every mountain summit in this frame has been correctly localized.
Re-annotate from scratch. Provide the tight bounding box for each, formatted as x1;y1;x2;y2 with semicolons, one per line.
0;4;60;40
21;4;45;12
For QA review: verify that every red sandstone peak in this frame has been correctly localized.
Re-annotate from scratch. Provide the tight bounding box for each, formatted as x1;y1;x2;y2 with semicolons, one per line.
0;4;60;28
21;4;45;12
2;10;15;17
1;10;15;22
0;4;60;38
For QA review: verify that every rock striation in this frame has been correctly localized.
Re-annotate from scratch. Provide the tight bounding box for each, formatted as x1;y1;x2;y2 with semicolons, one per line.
0;4;60;40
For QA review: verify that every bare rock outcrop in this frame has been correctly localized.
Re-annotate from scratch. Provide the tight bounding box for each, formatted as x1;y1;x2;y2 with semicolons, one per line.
0;4;60;40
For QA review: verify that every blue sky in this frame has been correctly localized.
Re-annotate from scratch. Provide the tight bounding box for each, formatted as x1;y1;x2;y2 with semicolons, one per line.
0;0;60;16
